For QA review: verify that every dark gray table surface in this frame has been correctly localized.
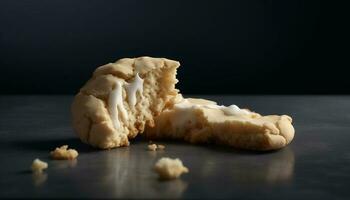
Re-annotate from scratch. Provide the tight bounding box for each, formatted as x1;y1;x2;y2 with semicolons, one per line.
0;95;349;199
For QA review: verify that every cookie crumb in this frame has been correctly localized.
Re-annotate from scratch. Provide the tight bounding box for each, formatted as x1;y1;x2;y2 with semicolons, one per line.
148;144;157;151
154;157;189;180
31;158;48;173
157;144;165;150
50;145;79;160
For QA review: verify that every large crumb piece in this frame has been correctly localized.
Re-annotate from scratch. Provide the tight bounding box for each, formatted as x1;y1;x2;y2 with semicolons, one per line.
50;145;79;160
148;144;157;151
31;158;48;173
154;157;189;180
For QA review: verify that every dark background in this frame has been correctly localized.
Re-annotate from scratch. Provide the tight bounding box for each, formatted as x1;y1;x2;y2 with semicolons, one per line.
0;0;349;94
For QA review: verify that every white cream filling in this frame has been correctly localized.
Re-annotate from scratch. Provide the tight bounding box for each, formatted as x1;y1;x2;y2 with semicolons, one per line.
174;99;250;116
108;74;144;129
108;80;129;129
125;73;144;107
205;104;250;115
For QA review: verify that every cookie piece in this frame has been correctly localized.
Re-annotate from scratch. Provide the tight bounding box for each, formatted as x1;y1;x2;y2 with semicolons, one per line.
31;159;48;173
145;97;295;151
71;57;180;149
50;145;79;160
154;157;189;180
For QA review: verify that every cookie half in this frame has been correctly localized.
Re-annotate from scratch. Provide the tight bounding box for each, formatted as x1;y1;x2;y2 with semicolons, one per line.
144;97;295;151
71;57;180;149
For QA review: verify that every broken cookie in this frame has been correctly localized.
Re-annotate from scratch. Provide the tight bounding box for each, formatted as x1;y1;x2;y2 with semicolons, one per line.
145;97;294;151
71;56;295;151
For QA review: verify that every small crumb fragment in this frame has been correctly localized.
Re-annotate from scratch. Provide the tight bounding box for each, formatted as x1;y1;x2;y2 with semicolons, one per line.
50;145;79;160
148;144;157;151
154;157;189;180
31;158;48;173
147;143;165;151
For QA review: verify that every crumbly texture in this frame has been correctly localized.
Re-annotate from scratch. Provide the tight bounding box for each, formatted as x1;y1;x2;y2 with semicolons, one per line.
50;145;79;160
148;144;157;151
145;97;295;151
157;144;165;150
31;158;48;173
154;157;189;180
71;57;180;149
